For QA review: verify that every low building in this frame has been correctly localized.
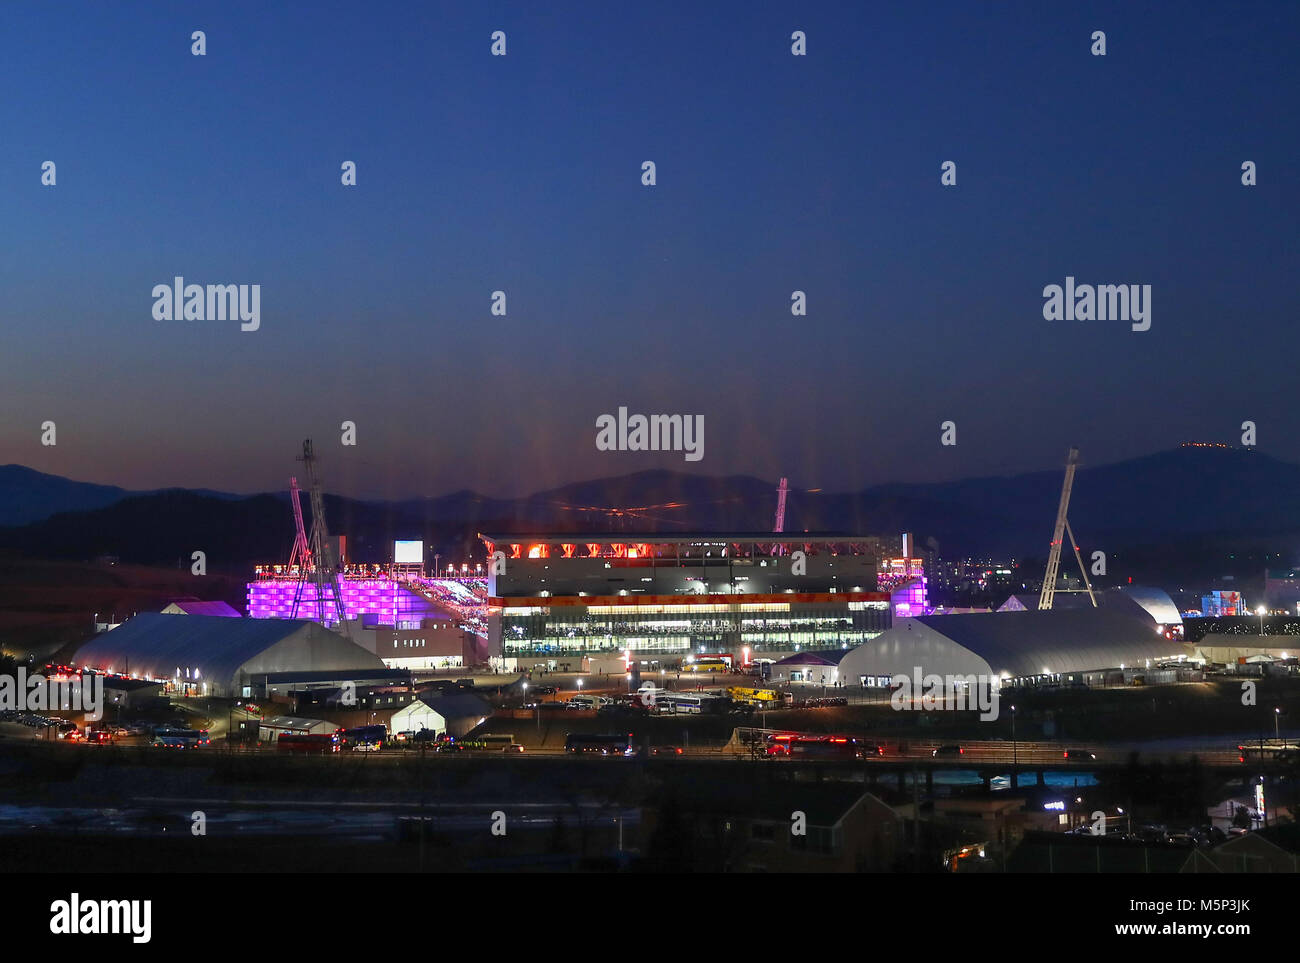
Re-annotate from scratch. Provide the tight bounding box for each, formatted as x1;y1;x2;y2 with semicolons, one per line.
101;676;165;711
771;649;850;685
257;715;338;743
390;692;492;738
355;619;484;670
1190;634;1300;669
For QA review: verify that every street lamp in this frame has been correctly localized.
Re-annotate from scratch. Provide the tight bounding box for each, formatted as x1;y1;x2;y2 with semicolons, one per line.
1010;704;1017;783
1257;605;1266;636
1275;707;1281;741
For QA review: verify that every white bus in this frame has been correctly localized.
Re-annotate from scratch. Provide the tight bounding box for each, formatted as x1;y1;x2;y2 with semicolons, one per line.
656;694;704;715
478;733;523;752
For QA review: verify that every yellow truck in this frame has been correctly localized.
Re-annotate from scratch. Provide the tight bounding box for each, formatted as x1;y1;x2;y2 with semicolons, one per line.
727;686;779;705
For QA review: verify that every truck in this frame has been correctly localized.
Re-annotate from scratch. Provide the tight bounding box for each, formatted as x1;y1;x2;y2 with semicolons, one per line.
726;686;780;706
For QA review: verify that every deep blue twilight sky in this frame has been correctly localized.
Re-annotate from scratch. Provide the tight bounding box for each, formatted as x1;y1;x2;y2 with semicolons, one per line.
1;1;1297;499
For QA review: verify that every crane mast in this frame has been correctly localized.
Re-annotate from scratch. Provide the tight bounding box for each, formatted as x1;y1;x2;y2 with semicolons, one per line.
287;477;312;572
1038;447;1097;610
772;477;789;556
290;439;350;634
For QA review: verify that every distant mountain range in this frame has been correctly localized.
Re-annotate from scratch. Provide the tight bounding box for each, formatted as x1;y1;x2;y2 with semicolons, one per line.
2;447;1299;584
0;465;245;528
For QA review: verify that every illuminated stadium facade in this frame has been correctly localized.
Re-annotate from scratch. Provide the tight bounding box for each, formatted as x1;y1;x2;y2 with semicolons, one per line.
248;566;487;622
481;533;893;666
247;571;438;628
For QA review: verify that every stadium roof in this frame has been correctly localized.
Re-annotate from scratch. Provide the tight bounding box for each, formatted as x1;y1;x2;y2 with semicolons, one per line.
74;613;384;690
479;532;877;544
1116;586;1182;625
998;587;1183;625
916;608;1181;677
843;607;1188;680
164;600;241;617
774;650;851;667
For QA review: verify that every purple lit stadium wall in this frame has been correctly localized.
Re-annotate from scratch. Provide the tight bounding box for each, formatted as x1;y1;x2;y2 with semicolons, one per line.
245;578;438;627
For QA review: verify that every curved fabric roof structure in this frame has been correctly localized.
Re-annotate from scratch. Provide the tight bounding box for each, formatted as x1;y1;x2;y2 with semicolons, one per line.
840;607;1190;682
997;587;1182;626
1115;586;1183;625
74;613;385;694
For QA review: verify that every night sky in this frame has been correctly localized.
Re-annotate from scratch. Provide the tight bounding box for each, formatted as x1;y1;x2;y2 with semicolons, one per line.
2;1;1297;499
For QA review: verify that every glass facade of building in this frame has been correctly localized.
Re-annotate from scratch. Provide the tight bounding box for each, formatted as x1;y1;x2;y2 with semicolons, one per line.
496;597;892;659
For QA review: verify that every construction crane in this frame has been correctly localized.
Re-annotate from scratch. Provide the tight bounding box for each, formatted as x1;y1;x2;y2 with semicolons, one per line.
772;477;789;556
290;439;350;634
1038;447;1097;610
287;477;312;572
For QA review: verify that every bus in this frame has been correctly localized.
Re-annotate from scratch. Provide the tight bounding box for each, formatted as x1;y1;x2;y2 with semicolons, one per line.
449;734;524;752
152;727;211;747
340;724;387;751
1238;741;1300;763
683;659;729;674
655;694;704;715
766;733;866;759
277;732;341;753
564;733;636;756
476;733;523;752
